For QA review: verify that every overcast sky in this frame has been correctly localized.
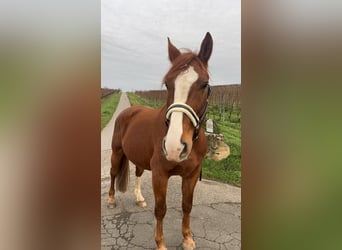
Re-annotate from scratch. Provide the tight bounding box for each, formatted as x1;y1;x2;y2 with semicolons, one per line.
101;0;240;91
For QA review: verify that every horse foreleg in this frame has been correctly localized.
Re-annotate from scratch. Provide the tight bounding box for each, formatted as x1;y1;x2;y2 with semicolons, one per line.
152;171;169;250
134;167;147;207
181;170;200;250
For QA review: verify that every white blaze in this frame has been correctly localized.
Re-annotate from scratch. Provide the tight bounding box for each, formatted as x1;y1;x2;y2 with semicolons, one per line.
134;177;146;207
164;66;198;159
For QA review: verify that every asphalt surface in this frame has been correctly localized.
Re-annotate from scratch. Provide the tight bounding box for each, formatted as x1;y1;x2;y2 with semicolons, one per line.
101;93;241;250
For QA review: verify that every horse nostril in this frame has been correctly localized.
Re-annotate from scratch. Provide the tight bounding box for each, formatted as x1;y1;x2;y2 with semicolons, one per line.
180;142;188;159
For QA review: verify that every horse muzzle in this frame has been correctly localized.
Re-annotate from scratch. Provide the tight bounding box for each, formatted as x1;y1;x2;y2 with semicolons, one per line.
162;137;189;162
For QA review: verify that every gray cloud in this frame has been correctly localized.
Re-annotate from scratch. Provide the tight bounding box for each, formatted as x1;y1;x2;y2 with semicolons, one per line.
102;0;240;91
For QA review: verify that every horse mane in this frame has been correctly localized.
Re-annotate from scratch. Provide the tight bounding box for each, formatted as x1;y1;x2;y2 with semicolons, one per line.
163;52;207;84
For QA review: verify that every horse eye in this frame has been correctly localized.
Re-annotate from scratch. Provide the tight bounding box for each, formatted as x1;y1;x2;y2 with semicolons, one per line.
200;82;209;89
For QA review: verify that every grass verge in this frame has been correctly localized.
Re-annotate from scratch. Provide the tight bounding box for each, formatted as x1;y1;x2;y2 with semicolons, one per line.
127;92;165;108
202;106;241;186
101;92;121;130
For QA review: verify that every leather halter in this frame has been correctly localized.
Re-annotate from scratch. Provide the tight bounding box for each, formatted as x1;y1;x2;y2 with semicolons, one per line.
165;85;211;141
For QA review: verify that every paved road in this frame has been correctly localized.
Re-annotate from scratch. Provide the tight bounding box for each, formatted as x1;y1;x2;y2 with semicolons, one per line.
101;93;241;250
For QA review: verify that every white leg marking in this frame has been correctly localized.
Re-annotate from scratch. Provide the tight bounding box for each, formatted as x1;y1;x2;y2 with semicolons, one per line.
134;177;146;207
164;66;198;160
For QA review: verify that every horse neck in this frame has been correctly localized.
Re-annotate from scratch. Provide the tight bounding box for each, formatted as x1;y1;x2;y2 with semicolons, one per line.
157;103;168;122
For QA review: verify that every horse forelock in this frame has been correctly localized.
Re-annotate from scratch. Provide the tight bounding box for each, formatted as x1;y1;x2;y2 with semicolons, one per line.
163;52;208;86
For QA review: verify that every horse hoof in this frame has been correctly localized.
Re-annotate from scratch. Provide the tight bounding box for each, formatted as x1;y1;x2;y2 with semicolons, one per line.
107;197;116;208
107;203;116;209
183;238;195;250
156;246;167;250
183;245;195;250
183;246;194;250
136;200;147;207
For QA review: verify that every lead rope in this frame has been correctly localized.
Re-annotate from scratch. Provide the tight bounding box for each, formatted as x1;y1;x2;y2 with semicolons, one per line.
199;85;211;181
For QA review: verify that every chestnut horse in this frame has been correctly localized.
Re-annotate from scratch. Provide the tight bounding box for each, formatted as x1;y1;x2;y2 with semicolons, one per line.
108;32;213;250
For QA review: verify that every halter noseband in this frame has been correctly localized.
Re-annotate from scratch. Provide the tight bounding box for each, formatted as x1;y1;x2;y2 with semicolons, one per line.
165;85;211;141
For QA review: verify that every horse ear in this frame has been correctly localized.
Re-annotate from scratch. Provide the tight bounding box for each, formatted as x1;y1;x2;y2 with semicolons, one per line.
198;32;213;65
168;37;181;63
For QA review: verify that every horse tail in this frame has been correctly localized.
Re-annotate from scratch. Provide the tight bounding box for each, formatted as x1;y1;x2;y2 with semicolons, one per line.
116;154;129;193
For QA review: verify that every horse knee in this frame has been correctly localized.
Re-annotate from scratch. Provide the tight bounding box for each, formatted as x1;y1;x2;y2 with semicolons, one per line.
182;202;193;214
154;204;166;219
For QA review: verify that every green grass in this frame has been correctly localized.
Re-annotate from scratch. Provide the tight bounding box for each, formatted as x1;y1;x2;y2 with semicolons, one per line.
203;105;241;186
127;92;241;186
101;92;121;130
127;92;165;108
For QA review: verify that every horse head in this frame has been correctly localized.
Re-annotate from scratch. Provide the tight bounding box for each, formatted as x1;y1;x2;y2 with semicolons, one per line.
162;32;213;162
